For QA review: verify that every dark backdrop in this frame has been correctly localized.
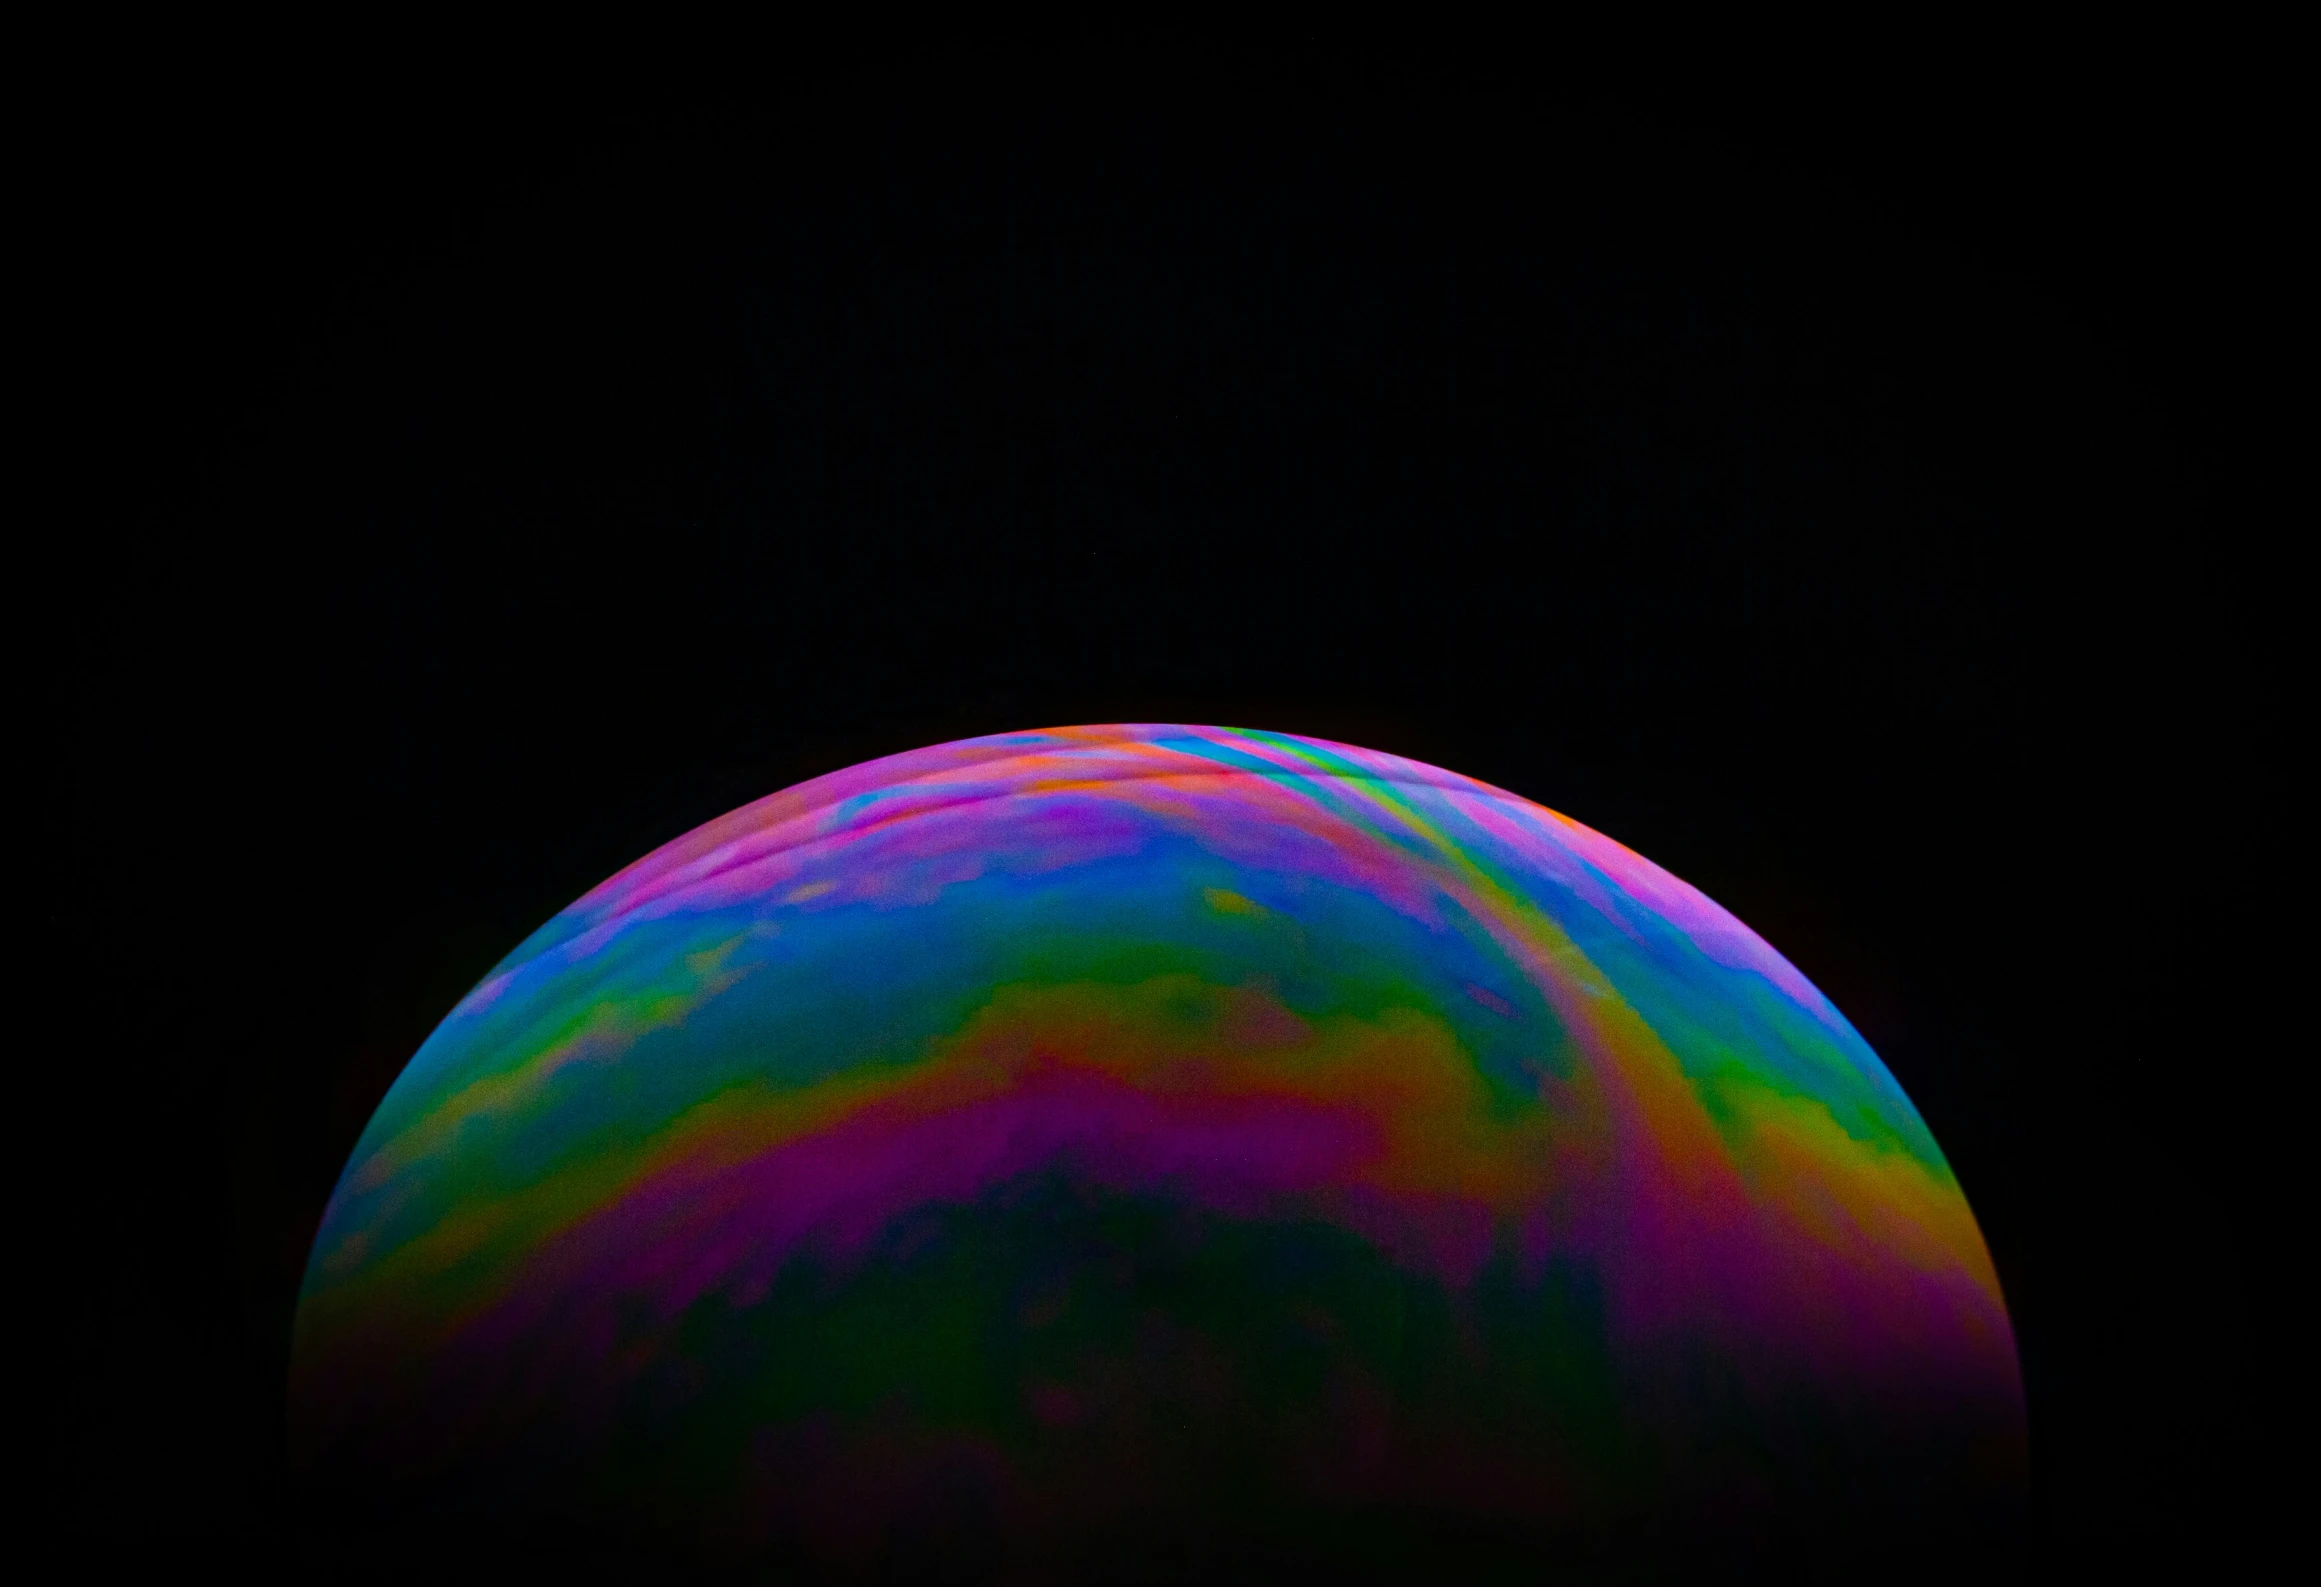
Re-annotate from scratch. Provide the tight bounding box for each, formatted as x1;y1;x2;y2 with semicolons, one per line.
43;24;2256;1575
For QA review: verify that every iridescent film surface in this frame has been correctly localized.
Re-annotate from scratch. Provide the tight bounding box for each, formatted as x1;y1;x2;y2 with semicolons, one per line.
292;726;2024;1570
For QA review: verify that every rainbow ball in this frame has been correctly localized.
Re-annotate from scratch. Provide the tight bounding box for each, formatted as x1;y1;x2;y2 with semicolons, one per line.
292;726;2024;1576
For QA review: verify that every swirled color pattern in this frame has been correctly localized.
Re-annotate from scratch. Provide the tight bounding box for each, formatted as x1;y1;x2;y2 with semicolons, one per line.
292;725;2023;1574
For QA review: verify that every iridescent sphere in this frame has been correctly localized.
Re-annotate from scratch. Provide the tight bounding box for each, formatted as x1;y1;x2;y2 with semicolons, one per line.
293;727;2023;1577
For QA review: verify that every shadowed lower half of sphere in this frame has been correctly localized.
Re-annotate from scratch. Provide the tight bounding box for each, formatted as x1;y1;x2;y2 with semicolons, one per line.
290;727;2025;1579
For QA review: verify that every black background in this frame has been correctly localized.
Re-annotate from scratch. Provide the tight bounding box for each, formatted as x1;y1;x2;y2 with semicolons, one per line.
42;21;2263;1575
